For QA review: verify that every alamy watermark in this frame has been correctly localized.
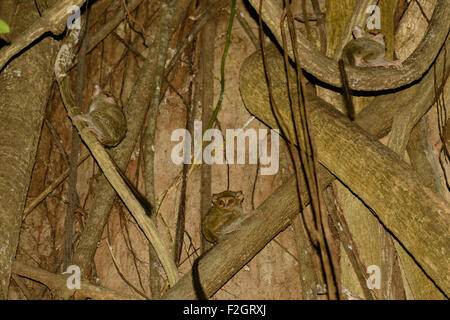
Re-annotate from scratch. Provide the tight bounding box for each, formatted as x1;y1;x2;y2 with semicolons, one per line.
63;265;81;290
171;120;279;175
366;5;381;30
367;265;381;290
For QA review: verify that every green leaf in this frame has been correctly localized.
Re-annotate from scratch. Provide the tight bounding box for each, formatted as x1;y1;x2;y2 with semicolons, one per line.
0;19;10;34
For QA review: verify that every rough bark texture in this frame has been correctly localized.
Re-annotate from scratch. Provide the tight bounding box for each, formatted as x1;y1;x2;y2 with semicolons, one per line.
0;0;59;298
407;118;444;196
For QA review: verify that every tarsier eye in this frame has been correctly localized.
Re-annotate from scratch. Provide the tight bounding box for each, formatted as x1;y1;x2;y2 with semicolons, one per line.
227;199;234;206
219;200;225;207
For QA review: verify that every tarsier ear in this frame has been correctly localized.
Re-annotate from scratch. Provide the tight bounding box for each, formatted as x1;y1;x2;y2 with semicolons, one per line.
236;191;244;202
352;25;364;39
93;85;102;96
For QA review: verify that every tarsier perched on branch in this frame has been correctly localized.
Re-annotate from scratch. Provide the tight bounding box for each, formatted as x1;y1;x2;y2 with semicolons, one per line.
202;190;246;243
73;85;151;213
338;26;403;120
73;85;127;147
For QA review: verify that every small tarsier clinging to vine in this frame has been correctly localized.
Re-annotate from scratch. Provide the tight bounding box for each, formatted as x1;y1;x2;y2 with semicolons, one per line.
202;190;247;243
73;85;151;214
338;26;403;120
73;85;127;147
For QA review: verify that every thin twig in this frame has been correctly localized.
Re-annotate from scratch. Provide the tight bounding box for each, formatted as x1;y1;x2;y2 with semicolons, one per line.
23;151;91;219
106;234;150;299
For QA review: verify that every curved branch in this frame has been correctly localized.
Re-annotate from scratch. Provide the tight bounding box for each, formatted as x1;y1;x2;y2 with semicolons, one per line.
248;0;450;91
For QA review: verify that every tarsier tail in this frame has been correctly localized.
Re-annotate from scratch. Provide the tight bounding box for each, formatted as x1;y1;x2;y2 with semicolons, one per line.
338;59;355;121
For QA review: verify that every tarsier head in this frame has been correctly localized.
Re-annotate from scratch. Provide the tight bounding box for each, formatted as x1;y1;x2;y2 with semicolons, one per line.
92;85;117;105
212;190;244;208
352;25;384;45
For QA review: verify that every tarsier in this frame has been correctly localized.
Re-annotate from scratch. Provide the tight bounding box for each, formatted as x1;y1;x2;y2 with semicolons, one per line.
202;190;246;243
73;85;150;213
338;26;403;120
73;85;127;147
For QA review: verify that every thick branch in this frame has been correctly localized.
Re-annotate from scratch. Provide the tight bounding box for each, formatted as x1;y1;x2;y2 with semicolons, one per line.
0;0;60;299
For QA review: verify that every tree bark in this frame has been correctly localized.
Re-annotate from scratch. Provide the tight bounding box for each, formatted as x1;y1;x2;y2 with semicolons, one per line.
0;0;59;298
162;44;449;299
